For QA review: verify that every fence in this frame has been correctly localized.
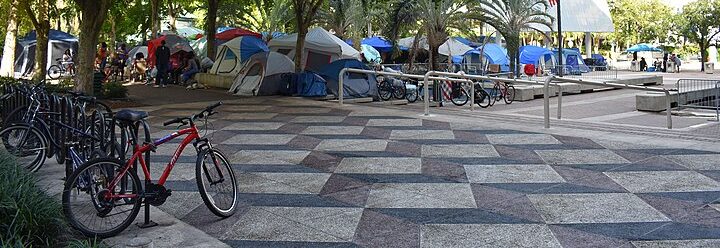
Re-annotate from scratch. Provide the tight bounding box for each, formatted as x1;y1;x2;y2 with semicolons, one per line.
676;79;720;121
539;65;618;81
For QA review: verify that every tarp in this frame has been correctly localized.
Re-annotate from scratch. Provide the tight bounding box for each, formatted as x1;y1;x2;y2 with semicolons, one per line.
361;44;382;64
268;27;359;71
454;37;481;48
626;43;662;52
210;36;269;76
14;29;78;77
296;72;327;97
553;49;590;73
191;37;209;58
317;59;378;99
147;34;193;67
362;37;393;53
228;51;295;96
398;36;429;51
216;28;262;40
438;38;474;57
519;45;553;65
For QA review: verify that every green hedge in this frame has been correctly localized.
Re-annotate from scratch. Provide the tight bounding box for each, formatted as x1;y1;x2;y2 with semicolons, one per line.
0;151;65;246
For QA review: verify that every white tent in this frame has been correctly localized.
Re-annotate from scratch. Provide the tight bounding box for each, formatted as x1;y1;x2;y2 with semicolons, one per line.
438;38;473;57
229;51;295;96
268;27;359;71
531;0;614;32
209;36;268;76
398;36;429;50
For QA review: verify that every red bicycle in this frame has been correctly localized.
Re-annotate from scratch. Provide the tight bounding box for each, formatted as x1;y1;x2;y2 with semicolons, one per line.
62;102;238;237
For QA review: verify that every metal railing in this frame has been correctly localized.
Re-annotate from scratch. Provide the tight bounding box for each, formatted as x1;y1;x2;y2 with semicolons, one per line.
538;65;618;80
549;76;675;129
676;79;720;121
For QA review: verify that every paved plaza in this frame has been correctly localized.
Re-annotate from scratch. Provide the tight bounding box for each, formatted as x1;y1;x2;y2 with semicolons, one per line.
38;93;715;247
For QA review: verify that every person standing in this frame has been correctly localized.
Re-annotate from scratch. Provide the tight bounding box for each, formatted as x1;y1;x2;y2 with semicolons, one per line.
116;43;128;80
673;55;681;73
154;40;171;88
98;42;108;70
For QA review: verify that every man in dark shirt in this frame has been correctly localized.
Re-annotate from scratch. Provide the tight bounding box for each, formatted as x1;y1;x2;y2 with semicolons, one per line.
154;40;171;88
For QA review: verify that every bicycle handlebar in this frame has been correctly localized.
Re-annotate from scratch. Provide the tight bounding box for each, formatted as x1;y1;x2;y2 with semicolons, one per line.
163;101;223;127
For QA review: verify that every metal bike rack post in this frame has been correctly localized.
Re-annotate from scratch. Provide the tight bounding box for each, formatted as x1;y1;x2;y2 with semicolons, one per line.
543;76;555;129
338;68;348;106
423;71;432;116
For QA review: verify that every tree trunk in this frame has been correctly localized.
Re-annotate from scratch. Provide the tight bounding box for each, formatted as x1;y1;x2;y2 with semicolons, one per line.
151;0;161;38
109;15;117;50
294;25;307;72
75;0;111;94
168;2;177;32
700;41;707;72
407;30;423;70
0;0;19;77
505;35;520;77
206;0;219;60
32;0;51;81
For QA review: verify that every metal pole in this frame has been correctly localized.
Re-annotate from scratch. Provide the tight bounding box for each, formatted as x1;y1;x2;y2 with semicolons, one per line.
338;68;348;106
470;80;475;111
556;0;564;77
665;90;672;129
544;76;554;128
424;71;431;116
557;85;562;119
716;82;719;121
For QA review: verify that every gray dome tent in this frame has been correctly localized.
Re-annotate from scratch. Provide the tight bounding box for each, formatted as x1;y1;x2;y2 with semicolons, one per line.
228;51;295;96
14;29;78;77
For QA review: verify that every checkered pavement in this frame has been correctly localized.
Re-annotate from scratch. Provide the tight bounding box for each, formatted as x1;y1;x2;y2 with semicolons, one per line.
137;98;720;247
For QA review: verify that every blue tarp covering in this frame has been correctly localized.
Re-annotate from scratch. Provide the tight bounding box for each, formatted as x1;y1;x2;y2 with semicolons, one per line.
481;44;510;71
239;36;270;62
626;43;662;52
552;49;590;74
23;29;77;41
362;37;393;53
519;45;553;65
296;72;327;97
317;59;379;99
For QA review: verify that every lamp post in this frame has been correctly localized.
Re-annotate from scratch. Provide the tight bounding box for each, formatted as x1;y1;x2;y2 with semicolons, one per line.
556;0;563;77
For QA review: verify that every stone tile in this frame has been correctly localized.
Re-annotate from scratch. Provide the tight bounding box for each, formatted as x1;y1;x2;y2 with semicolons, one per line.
157;191;204;219
279;108;332;114
449;122;500;131
222;207;362;242
222;134;297;145
366;183;477;208
464;165;566;184
421;224;562;248
536;149;630;165
232;150;310;165
226;113;278;120
335;157;422;174
604;171;720;193
301;126;365;135
632;239;720;248
421;144;499;158
239;173;331;194
665;154;720;170
528;193;670;224
713;204;720;212
222;122;285;130
593;139;664;150
315;139;388;151
291;116;346;123
486;134;561;145
352;210;421;248
548;225;629;248
390;130;455;140
366;119;423;127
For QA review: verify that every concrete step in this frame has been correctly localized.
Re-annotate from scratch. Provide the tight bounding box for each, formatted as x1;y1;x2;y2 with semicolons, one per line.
329;97;375;103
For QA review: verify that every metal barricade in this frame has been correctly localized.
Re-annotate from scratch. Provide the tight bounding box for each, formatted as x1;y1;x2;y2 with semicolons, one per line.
676;79;720;121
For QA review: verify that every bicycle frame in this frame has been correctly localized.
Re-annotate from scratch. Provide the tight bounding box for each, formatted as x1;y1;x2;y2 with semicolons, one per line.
106;123;200;199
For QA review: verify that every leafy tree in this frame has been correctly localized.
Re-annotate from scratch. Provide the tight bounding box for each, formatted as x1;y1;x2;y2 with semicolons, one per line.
475;0;552;76
0;0;20;77
216;0;293;41
676;0;720;71
74;0;112;94
608;0;673;49
19;0;52;80
292;0;324;72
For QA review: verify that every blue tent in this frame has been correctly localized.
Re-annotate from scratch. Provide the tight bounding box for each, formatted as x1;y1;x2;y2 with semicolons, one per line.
210;36;269;75
626;43;662;52
362;37;393;53
15;29;78;76
519;45;553;65
460;44;510;72
316;59;379;99
552;49;590;74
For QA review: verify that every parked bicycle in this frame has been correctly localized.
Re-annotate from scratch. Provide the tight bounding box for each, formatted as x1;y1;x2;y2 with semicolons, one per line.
48;58;75;80
487;81;516;104
63;102;238;238
448;81;493;108
377;75;406;101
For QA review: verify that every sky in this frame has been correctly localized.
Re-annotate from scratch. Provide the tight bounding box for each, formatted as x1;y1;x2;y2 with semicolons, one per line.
663;0;696;11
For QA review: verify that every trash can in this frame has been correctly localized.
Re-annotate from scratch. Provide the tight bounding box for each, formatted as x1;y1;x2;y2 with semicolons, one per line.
631;61;640;72
705;62;715;74
93;71;105;98
666;61;676;73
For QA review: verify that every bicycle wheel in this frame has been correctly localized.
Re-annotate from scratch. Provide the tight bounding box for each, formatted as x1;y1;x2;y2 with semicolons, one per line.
378;81;392;101
492;84;503;102
392;83;406;100
48;65;62;80
504;85;516;104
63;158;141;238
475;89;493;108
1;105;28;128
450;88;469;106
0;124;47;172
406;88;418;103
196;148;238;217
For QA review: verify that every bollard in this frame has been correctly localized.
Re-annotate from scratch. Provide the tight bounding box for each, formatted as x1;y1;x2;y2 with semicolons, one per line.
665;90;672;129
557;85;562;120
423;71;431;116
338;68;348;106
543;76;554;128
125;237;153;248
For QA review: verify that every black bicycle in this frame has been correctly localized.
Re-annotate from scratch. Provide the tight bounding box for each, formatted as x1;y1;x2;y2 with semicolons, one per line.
377;76;406;101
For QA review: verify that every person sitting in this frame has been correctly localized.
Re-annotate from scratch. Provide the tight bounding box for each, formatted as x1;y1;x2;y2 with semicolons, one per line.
181;53;200;85
133;52;147;82
639;57;648;71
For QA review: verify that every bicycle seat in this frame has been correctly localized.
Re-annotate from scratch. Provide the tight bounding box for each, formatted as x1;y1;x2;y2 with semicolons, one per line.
115;109;148;123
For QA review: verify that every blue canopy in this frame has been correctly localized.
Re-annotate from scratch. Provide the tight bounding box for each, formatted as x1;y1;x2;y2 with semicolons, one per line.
459;44;510;72
552;49;590;73
23;29;76;41
362;37;393;53
591;54;606;63
626;43;662;52
519;45;553;65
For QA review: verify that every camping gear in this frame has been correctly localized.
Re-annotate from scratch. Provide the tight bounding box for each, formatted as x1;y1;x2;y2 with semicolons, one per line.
397;36;429;51
362;37;393;53
147;34;193;67
14;29;78;77
210;36;269;76
462;44;510;72
228;51;295;96
361;44;382;64
317;59;379;99
216;28;262;40
268;27;360;72
438;38;474;58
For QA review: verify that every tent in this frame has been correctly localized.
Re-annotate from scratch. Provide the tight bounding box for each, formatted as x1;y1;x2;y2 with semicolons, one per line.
454;37;481;48
125;45;148;67
626;43;662;53
210;36;269;76
361;44;382;64
147;34;193;67
461;44;510;72
228;51;294;96
191;37;209;58
438;38;474;58
362;37;393;53
268;27;360;72
553;49;590;73
398;36;429;51
14;29;78;77
216;28;262;40
317;59;378;99
519;45;554;65
176;27;204;39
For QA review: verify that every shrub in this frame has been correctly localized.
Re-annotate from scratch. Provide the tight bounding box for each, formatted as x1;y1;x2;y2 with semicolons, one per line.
45;78;75;94
0;150;65;246
103;82;128;99
66;238;106;248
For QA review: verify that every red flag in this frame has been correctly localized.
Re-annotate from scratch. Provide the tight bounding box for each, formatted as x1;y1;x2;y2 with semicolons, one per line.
549;0;557;6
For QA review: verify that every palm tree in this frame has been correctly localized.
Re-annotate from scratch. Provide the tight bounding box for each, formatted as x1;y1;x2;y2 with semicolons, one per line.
317;0;373;49
475;0;553;76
